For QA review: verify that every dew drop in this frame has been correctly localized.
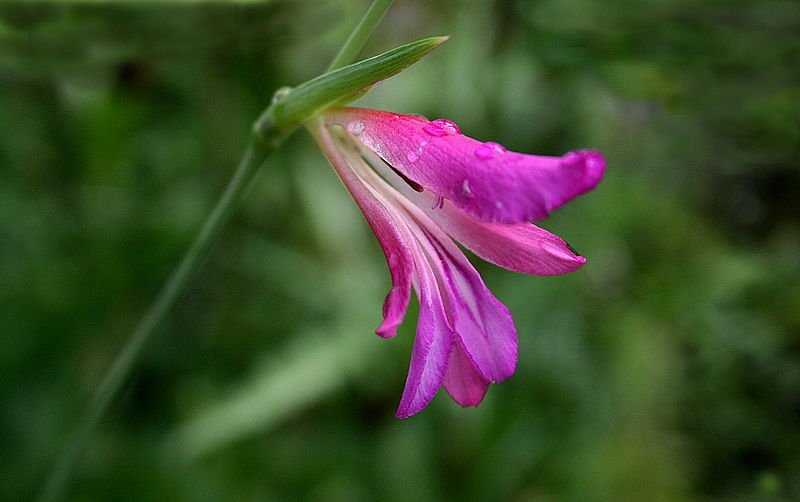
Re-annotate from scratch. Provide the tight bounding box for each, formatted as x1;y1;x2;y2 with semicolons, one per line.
495;201;504;210
432;195;445;209
413;140;428;158
271;86;292;104
423;124;446;137
423;118;461;137
406;151;419;163
562;151;581;166
474;141;506;160
433;119;461;135
347;120;365;136
461;179;473;197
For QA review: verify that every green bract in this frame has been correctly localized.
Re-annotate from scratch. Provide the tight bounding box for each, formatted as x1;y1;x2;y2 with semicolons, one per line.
253;36;448;146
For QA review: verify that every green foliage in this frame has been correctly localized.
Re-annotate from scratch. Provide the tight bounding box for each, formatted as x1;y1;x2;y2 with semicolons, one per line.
255;35;447;143
1;1;799;501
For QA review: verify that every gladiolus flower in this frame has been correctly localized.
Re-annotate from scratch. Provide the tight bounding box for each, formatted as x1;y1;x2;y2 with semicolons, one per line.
307;108;605;418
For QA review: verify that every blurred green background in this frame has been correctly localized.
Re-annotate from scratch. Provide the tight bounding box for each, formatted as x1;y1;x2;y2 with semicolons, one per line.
2;0;800;500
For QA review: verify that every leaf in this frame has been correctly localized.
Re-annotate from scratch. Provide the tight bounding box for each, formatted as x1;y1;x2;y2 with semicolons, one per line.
254;36;448;143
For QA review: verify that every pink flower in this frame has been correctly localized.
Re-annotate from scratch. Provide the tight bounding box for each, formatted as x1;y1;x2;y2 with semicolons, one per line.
308;108;605;418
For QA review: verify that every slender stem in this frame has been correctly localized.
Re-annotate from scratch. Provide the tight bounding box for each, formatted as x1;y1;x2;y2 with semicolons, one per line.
38;142;271;502
327;0;394;72
39;0;394;499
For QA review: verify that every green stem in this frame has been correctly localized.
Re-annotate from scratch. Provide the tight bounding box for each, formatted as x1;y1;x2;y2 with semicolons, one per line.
37;142;270;502
327;0;394;72
39;0;395;500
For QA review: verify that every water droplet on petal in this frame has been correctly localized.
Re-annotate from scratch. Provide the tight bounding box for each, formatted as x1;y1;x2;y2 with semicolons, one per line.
423;124;446;137
562;151;581;166
433;119;460;135
423;118;461;137
495;201;504;210
347;120;365;136
584;152;603;170
406;151;419;163
271;86;292;104
474;141;506;160
461;179;473;197
413;140;428;158
432;195;445;209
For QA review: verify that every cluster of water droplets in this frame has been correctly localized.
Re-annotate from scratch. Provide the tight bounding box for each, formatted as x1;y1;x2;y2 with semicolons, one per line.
341;114;516;211
405;138;429;163
399;118;460;164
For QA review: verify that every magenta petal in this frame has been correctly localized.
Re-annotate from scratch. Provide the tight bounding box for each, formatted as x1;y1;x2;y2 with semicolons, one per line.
310;123;412;339
443;341;490;407
395;259;454;419
384;180;588;276
374;241;413;339
325;108;606;224
435;202;587;276
425;231;518;383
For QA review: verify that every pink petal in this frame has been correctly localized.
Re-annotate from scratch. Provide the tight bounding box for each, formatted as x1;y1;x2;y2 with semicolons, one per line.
374;241;412;339
395;247;454;419
443;341;490;407
309;123;412;339
325;108;606;224
423;228;518;383
433;199;587;276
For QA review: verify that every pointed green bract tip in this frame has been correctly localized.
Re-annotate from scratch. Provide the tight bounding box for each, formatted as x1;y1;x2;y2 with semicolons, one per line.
254;35;449;143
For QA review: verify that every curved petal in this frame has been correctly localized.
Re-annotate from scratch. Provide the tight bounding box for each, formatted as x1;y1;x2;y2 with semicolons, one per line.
375;243;412;338
309;122;412;339
430;196;587;276
395;251;454;419
443;341;490;407
422;227;518;383
325;107;606;224
438;209;586;276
